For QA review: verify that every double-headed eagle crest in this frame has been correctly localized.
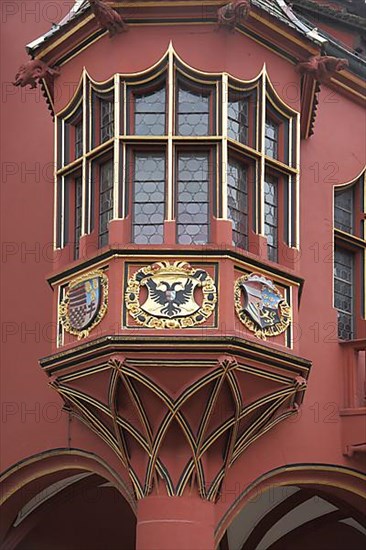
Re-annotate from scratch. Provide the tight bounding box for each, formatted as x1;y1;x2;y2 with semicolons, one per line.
125;261;217;329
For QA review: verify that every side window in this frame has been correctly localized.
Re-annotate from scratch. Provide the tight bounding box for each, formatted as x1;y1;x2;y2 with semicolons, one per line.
333;176;366;340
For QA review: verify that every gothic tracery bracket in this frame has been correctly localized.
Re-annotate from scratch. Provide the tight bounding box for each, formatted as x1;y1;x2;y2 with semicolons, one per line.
218;0;251;29
50;353;308;502
89;0;128;37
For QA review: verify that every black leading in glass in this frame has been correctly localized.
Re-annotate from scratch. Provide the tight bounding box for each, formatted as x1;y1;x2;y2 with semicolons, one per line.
133;153;165;244
228;93;249;144
74;177;82;259
75;121;83;158
177;153;209;244
265;119;279;159
134;87;166;136
177;85;210;136
100;99;114;143
334;247;354;340
227;159;248;249
264;174;278;262
334;186;354;234
99;160;114;247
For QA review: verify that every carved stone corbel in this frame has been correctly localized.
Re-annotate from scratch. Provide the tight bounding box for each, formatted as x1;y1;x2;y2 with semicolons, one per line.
89;0;127;37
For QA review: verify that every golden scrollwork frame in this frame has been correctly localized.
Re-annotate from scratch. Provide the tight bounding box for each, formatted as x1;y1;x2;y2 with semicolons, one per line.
234;273;291;340
125;261;217;329
59;269;108;339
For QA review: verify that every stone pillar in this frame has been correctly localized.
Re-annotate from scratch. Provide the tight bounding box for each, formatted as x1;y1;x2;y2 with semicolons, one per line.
136;495;216;550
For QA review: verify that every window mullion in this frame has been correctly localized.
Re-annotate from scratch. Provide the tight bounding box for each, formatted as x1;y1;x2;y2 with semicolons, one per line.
222;74;228;220
54;116;59;248
294;113;300;249
81;70;87;236
113;74;120;219
259;74;266;235
167;46;174;221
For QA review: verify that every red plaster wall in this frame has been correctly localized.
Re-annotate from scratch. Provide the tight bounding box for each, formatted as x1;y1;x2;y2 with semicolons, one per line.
1;3;365;541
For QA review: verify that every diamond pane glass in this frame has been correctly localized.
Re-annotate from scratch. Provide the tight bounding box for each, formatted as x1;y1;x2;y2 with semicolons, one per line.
334;186;354;233
133;153;165;244
334;247;354;340
265;119;278;159
99;160;114;247
227;159;248;249
177;86;210;136
134;87;166;136
75;122;83;158
264;174;278;261
177;153;209;244
228;95;249;144
74;177;82;259
100;99;114;143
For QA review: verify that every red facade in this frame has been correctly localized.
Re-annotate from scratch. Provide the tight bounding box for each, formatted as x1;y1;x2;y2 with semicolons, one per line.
1;1;365;549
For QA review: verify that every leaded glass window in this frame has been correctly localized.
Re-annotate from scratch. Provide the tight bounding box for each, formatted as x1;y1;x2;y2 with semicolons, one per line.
334;247;354;340
133;153;165;244
177;153;209;244
265;119;278;159
74;177;82;259
177;85;210;136
227;159;248;249
75;121;83;158
99;160;114;247
228;94;249;144
264;174;278;261
100;99;114;143
335;186;354;233
134;87;166;136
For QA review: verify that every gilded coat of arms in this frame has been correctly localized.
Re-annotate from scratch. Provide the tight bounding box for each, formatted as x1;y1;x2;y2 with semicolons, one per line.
234;273;291;339
125;261;217;329
59;270;108;339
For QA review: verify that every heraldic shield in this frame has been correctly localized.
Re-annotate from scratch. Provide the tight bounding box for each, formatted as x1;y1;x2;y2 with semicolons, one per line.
59;270;108;339
125;261;217;329
234;273;291;339
68;277;101;330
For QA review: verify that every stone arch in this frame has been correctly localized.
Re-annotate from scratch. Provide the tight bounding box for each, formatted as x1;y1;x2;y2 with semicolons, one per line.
216;464;366;550
0;448;136;549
